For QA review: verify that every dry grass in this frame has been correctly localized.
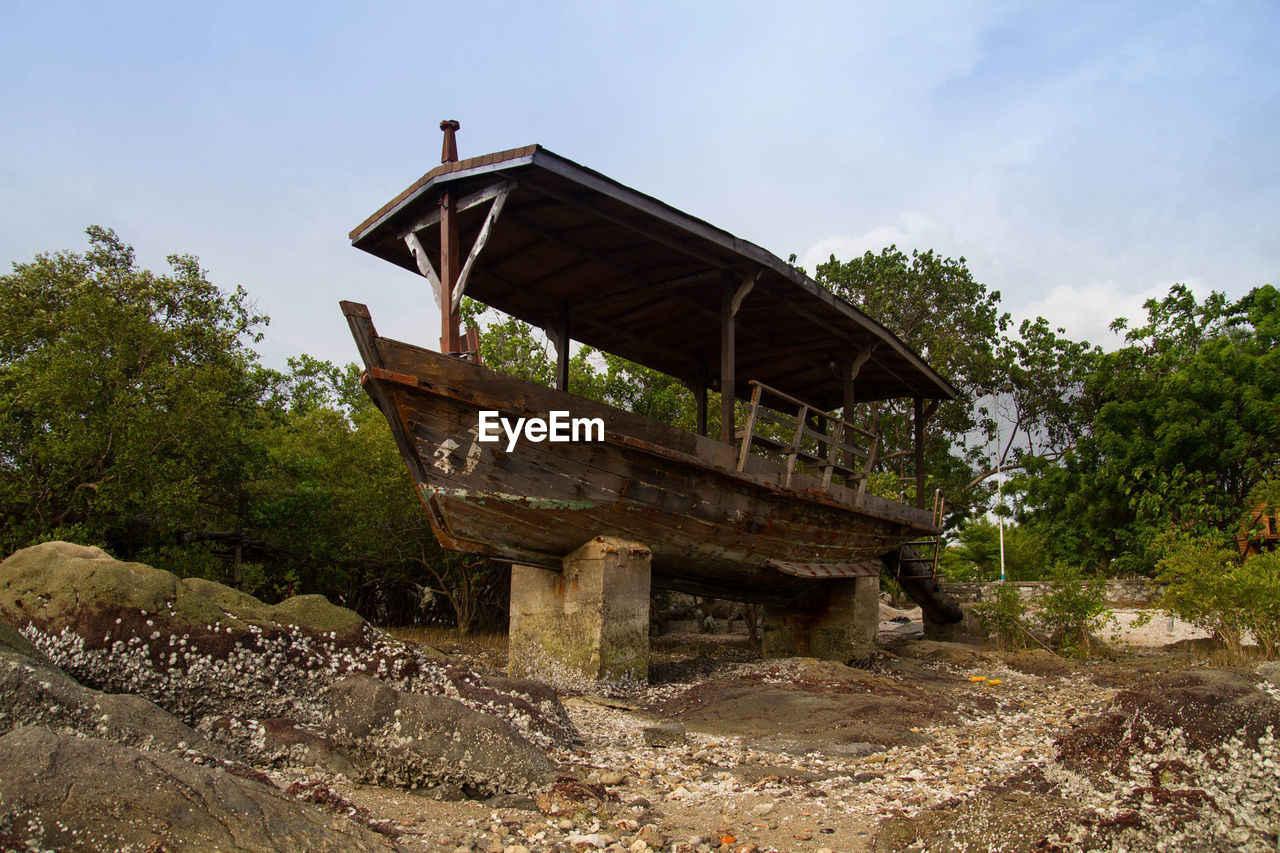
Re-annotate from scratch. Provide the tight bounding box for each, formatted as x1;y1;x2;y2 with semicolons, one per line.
385;625;509;670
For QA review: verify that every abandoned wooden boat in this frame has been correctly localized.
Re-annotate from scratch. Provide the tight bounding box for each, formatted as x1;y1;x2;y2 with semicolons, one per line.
345;123;962;617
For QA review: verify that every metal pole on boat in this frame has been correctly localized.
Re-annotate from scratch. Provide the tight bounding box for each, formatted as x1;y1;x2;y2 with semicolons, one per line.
439;120;462;355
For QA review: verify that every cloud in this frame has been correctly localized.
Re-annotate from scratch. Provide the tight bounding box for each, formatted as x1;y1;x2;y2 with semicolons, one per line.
1011;279;1208;350
797;212;960;273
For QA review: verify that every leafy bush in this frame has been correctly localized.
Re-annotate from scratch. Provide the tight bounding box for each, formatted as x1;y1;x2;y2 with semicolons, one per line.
1158;534;1280;662
1038;563;1112;657
972;582;1030;650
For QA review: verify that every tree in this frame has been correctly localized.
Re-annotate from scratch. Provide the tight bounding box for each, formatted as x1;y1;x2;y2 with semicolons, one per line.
0;226;269;559
1021;284;1280;573
1157;530;1280;662
249;356;504;629
980;317;1099;485
813;247;1009;514
938;519;1048;582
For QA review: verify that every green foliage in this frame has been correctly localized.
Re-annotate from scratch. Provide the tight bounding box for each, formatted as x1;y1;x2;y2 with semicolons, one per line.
971;582;1030;651
996;317;1099;462
814;247;1009;517
0;229;502;629
1157;533;1280;661
1023;284;1280;574
250;357;503;629
0;226;269;557
1037;564;1112;658
938;520;1048;582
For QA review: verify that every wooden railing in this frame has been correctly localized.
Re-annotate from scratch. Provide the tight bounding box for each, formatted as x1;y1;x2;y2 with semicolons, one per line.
735;380;879;490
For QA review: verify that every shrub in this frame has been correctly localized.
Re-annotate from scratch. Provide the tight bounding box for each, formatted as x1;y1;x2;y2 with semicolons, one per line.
1158;534;1280;662
1038;563;1112;658
972;582;1030;651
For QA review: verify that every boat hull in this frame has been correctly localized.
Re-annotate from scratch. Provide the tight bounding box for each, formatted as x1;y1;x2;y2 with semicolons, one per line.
345;307;939;606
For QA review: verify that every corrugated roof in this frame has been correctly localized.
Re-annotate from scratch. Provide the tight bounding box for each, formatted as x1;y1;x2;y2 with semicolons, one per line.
350;145;958;408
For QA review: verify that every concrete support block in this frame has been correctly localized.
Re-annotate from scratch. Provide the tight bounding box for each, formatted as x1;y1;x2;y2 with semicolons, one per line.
508;536;651;684
761;576;879;662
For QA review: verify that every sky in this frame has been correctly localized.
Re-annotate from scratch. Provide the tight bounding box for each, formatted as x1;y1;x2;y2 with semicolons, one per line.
2;1;1277;370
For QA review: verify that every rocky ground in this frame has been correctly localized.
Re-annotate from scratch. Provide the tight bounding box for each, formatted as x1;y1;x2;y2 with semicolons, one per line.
320;640;1280;853
2;543;1278;852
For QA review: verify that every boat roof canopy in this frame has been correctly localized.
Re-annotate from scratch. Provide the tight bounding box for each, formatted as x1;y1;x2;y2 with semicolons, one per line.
350;145;958;410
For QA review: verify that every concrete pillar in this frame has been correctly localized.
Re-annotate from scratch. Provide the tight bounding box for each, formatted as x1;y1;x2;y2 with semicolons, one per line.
761;576;879;662
508;537;651;683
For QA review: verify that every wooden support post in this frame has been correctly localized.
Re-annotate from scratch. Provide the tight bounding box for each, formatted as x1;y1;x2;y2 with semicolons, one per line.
840;345;876;469
403;231;443;309
439;189;461;354
553;301;570;392
914;396;926;509
695;364;708;437
840;349;856;469
720;273;736;444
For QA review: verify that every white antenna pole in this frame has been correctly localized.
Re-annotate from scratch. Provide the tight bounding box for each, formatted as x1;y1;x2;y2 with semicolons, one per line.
996;389;1006;583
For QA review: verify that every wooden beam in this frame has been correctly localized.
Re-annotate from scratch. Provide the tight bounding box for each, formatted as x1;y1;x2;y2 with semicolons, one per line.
504;210;786;358
720;272;736;444
505;211;659;287
849;343;877;384
730;269;760;318
573;268;721;312
396;179;516;239
553;300;570;392
695;364;708;436
403;231;443;308
841;344;878;468
469;263;703;376
914;396;926;509
759;287;850;340
524;176;730;269
439;189;461;353
451;182;512;313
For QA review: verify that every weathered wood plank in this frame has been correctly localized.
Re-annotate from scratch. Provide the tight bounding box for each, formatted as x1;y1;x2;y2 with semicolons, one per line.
359;341;938;603
451;182;511;312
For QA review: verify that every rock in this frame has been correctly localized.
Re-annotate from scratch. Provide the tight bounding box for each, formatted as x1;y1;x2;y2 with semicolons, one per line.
535;777;616;817
636;824;667;847
326;674;557;796
0;649;229;762
1057;669;1280;779
895;639;985;663
0;541;579;759
643;721;687;746
413;782;467;801
1255;660;1280;686
0;726;401;852
0;620;46;661
257;716;362;777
